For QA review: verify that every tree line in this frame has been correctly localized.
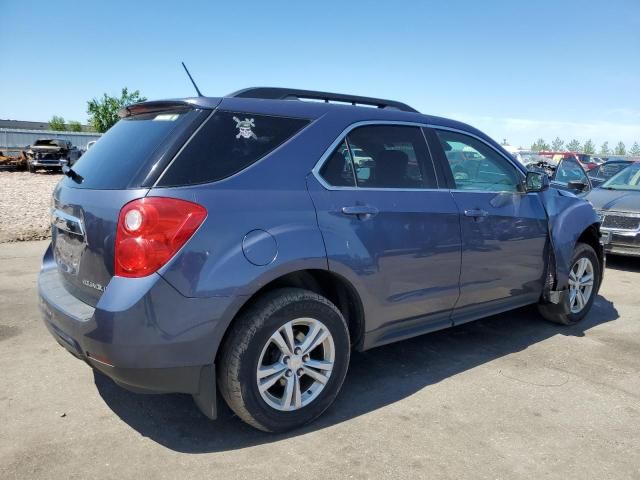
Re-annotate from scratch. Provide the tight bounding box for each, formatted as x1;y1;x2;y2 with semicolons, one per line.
48;87;147;134
528;137;640;156
48;116;83;132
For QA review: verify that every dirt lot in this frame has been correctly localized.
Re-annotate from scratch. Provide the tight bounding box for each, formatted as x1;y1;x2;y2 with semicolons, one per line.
0;171;61;243
0;241;639;479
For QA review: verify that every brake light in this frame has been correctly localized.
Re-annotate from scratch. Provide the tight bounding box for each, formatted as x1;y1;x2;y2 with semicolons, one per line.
115;197;207;278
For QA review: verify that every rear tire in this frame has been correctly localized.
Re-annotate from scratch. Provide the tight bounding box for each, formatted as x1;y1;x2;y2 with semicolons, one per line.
217;288;350;432
538;242;600;325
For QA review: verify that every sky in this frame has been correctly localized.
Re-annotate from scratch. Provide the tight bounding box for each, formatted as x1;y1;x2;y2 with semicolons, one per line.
1;0;639;149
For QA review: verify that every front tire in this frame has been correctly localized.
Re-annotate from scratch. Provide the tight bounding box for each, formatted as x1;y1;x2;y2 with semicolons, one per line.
218;288;350;432
538;242;601;325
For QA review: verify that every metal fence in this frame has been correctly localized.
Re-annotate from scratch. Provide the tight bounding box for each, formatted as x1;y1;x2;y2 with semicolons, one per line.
0;128;102;150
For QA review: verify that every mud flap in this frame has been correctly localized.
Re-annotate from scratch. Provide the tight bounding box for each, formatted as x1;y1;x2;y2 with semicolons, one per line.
192;364;217;420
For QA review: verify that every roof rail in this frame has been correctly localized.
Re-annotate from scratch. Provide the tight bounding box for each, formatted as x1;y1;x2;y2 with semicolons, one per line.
227;87;419;113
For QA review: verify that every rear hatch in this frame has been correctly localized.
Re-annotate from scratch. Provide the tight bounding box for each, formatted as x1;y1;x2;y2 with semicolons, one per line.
51;104;210;306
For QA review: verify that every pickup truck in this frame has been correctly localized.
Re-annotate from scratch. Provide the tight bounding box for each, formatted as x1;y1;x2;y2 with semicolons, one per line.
27;139;81;173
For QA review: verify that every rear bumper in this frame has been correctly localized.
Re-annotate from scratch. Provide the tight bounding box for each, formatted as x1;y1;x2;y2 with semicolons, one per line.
37;244;234;405
42;306;207;394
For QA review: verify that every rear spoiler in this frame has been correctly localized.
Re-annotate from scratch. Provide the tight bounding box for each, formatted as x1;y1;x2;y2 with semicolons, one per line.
118;99;217;118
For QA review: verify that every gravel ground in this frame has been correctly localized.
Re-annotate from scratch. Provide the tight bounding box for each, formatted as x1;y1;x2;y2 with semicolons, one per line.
0;171;61;243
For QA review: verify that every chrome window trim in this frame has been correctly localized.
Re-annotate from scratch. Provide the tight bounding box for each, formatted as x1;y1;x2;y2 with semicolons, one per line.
431;125;526;176
311;120;525;192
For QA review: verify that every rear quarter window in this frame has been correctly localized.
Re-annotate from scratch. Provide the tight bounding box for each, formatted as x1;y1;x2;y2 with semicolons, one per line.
157;111;309;186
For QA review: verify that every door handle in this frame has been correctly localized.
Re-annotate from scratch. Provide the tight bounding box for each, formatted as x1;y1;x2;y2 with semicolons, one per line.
464;208;489;218
341;205;379;219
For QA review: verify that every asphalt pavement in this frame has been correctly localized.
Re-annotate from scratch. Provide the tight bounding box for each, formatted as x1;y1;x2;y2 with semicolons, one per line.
1;241;639;479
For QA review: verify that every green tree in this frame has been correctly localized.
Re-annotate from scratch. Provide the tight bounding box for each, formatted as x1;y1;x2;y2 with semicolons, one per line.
630;142;640;156
49;115;66;131
583;139;595;155
67;120;82;132
531;138;550;152
551;137;564;151
600;141;610;155
566;139;581;152
87;87;147;133
614;141;626;155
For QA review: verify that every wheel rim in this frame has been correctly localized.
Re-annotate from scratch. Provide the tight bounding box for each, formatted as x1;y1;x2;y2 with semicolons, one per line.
568;256;594;314
256;318;335;412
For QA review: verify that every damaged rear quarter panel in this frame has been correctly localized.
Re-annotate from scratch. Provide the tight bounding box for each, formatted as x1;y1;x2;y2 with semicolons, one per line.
541;188;600;290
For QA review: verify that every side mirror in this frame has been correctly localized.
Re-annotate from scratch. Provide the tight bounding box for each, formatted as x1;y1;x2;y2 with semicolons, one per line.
524;171;550;193
567;180;588;192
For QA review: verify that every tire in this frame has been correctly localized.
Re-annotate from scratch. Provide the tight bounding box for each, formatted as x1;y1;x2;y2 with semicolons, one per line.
538;242;601;325
217;288;350;432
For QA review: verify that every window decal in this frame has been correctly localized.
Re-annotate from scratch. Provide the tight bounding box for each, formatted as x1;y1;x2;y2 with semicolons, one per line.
233;117;257;140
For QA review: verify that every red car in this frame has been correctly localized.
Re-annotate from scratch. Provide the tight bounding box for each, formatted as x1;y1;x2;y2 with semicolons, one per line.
539;151;599;171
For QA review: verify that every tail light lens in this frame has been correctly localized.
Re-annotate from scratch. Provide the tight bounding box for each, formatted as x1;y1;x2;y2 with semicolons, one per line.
115;197;207;278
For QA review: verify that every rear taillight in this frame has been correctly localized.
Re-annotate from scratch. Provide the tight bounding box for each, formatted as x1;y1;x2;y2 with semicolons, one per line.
115;197;207;278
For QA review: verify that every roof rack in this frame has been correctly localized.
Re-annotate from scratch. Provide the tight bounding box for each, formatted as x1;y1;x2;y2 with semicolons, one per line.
227;87;419;113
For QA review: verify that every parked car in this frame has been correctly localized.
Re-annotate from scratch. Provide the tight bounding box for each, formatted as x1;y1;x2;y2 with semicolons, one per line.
525;156;592;195
27;139;81;172
588;159;637;188
38;87;604;432
514;151;544;165
538;151;599;171
586;162;640;256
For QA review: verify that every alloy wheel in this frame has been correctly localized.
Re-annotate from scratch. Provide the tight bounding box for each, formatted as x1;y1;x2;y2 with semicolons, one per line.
256;318;335;411
568;257;594;314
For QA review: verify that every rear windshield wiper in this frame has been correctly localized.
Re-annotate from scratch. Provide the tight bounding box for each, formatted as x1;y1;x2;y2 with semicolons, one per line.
62;164;83;183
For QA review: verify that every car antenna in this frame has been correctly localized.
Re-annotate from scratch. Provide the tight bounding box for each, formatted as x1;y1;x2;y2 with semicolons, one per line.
181;61;203;97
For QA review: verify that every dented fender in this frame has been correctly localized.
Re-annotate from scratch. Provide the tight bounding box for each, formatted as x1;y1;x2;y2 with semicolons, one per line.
540;188;601;292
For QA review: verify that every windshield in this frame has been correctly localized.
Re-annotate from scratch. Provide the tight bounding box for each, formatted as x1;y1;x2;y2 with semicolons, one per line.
33;139;65;147
601;163;640;190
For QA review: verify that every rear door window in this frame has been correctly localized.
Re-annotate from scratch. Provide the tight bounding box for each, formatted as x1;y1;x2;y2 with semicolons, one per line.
65;109;203;189
345;125;437;188
157;111;309;186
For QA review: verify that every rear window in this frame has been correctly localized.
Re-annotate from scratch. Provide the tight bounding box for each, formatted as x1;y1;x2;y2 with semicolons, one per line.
63;109;202;189
156;111;309;186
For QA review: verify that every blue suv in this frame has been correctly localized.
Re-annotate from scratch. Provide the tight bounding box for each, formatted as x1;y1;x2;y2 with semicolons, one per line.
39;88;604;432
